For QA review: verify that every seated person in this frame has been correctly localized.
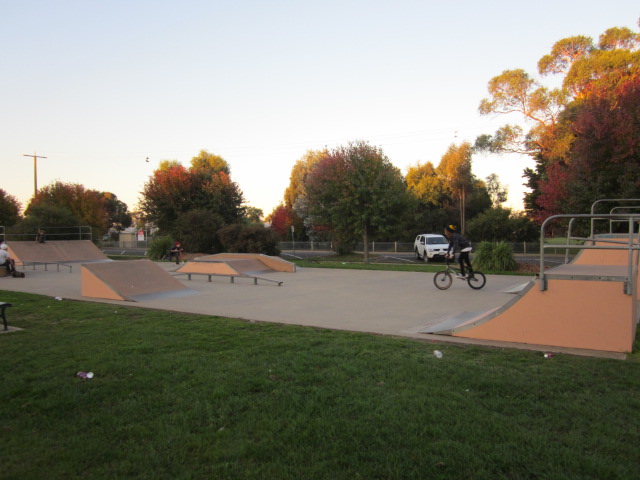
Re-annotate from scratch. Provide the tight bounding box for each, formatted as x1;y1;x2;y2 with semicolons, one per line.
169;241;184;264
0;243;18;274
36;229;46;243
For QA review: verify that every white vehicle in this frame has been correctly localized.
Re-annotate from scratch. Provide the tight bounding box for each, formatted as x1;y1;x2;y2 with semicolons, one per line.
414;233;449;263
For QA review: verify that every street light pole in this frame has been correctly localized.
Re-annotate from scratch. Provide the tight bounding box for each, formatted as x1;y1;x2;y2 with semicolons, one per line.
23;152;47;196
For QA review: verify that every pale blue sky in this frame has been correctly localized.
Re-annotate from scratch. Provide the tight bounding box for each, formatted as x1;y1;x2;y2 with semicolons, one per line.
2;1;638;217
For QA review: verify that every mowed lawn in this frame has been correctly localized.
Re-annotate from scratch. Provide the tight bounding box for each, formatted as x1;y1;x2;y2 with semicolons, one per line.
1;290;639;480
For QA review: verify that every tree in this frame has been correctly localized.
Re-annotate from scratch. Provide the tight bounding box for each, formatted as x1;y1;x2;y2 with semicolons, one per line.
437;142;474;233
284;149;327;240
243;206;264;225
174;209;225;254
102;192;132;230
466;207;538;242
0;189;21;227
138;163;194;232
267;204;293;239
139;152;246;235
485;174;508;208
217;224;280;255
189;149;230;175
405;161;444;206
25;181;109;234
303;141;411;262
476;20;640;220
536;74;640;219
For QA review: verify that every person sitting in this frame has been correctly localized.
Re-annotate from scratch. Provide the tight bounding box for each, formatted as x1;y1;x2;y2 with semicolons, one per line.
168;241;184;265
0;243;19;276
36;229;46;243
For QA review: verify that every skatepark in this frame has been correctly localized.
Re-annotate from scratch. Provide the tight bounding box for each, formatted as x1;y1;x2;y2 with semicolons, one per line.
1;211;639;359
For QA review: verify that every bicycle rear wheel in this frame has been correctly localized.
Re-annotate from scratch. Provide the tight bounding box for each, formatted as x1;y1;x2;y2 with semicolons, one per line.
434;271;453;290
467;271;486;290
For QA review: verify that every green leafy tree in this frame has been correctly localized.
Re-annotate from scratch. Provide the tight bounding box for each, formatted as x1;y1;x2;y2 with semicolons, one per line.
466;207;538;242
303;140;411;262
243;206;264;225
174;209;225;254
0;189;22;227
485;174;508;208
217;224;280;255
102;192;132;230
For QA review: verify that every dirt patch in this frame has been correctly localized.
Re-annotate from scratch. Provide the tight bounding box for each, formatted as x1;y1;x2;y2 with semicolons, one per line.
516;262;543;273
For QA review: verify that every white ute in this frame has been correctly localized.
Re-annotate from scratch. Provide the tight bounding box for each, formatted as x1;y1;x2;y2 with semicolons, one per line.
413;234;449;263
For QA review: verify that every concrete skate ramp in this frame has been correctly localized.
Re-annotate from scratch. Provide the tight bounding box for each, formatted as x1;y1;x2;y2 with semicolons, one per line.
424;237;639;353
178;253;296;276
82;260;195;302
8;240;108;264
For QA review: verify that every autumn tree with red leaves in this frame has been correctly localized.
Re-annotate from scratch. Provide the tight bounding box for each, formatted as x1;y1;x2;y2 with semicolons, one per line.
139;150;246;246
476;20;640;222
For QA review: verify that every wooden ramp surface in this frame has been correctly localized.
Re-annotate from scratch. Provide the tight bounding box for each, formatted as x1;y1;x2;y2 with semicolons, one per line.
8;240;108;264
178;253;296;277
82;260;194;302
424;240;639;353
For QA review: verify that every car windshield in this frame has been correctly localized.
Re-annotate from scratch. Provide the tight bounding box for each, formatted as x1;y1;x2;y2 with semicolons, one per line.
427;236;447;245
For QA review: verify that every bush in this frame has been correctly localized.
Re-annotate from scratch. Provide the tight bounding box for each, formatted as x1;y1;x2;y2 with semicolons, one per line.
218;224;281;255
147;236;174;261
472;241;518;271
467;207;538;242
174;210;224;254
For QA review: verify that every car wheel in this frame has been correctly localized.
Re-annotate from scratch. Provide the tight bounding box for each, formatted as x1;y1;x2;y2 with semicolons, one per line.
423;254;430;263
415;249;422;261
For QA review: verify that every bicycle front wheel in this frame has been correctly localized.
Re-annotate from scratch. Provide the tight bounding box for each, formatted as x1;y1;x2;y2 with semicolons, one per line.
467;271;486;290
434;271;453;290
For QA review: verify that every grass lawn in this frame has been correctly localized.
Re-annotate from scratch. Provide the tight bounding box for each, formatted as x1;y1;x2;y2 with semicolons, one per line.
292;254;536;275
1;289;639;479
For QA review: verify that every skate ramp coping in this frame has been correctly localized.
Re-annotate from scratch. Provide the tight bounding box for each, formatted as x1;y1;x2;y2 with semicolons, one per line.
8;240;108;265
82;259;196;302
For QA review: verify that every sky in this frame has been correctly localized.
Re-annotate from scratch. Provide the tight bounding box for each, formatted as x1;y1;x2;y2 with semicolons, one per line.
2;1;638;218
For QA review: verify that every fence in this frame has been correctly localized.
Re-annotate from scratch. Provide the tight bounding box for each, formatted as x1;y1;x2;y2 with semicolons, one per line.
1;226;92;241
277;241;572;255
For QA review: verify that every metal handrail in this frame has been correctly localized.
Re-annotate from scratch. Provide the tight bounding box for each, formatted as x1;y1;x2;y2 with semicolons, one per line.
541;214;640;294
609;206;640;233
590;199;640;237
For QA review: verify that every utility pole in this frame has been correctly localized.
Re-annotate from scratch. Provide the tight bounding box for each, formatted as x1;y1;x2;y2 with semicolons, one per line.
23;152;47;196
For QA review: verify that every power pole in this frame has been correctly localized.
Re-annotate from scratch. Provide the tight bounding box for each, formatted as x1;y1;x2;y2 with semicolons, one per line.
23;152;47;196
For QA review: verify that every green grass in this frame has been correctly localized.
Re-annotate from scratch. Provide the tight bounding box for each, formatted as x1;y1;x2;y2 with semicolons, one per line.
106;255;147;261
1;290;639;479
293;254;533;275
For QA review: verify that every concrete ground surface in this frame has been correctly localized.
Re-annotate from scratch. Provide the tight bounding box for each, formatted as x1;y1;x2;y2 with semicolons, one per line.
0;261;623;358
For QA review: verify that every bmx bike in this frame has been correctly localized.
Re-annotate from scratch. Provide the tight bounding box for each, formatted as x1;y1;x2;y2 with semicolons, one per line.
433;255;486;290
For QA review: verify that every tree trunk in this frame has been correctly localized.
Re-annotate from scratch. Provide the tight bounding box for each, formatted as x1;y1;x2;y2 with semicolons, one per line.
460;188;466;234
363;225;369;264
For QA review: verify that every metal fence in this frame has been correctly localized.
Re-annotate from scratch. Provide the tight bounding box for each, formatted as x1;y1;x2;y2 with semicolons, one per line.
1;226;92;241
277;241;574;255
